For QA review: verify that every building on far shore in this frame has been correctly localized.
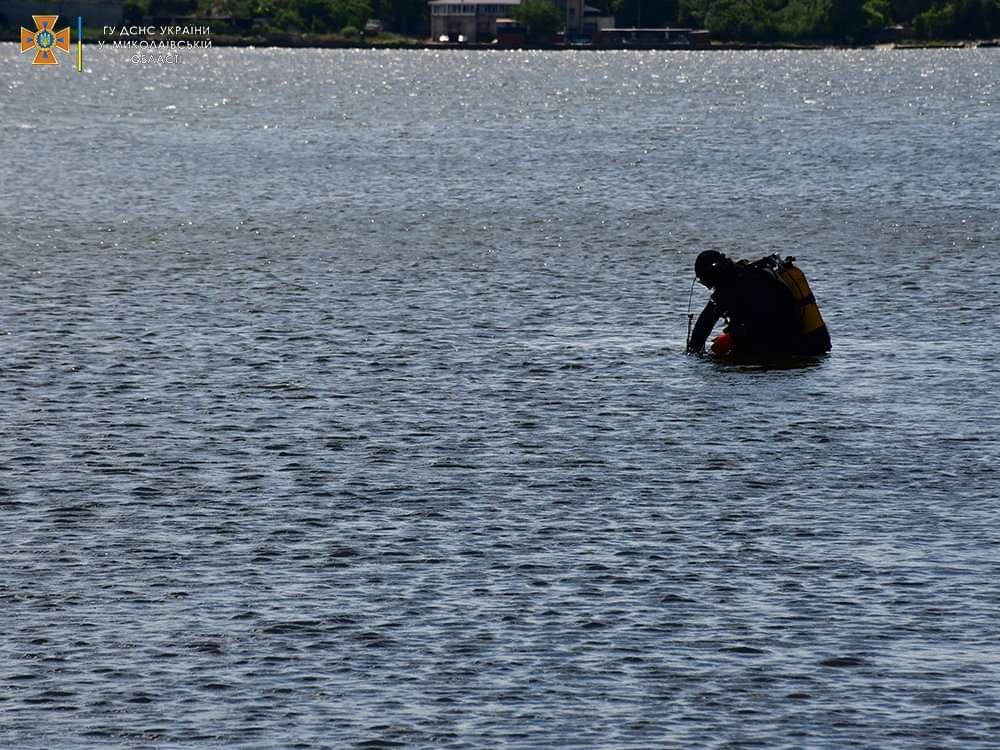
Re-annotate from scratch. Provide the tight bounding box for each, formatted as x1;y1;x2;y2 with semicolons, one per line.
1;0;123;27
428;0;707;48
582;5;615;36
553;0;584;33
429;0;518;43
429;0;586;42
597;27;710;48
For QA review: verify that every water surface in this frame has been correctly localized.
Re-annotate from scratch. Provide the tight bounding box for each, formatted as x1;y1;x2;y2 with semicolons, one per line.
1;45;999;748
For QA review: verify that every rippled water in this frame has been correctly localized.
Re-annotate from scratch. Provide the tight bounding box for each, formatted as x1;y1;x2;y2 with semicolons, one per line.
2;45;999;748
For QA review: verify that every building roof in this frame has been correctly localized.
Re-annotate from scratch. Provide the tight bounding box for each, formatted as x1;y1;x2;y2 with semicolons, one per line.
428;0;520;5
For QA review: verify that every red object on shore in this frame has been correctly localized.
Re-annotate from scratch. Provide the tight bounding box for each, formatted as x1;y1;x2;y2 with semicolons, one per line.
711;332;733;354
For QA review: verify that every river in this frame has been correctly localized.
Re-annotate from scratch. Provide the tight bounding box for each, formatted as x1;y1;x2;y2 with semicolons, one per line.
1;45;999;748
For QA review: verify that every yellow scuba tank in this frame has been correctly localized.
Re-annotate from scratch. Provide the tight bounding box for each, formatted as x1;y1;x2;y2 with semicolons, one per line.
773;257;827;337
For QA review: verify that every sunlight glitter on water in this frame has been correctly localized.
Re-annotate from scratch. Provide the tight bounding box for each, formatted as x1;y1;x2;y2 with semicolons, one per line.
1;44;999;749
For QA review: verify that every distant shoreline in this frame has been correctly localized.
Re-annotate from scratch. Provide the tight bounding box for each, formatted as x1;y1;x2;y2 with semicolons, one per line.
204;37;1000;51
3;31;998;52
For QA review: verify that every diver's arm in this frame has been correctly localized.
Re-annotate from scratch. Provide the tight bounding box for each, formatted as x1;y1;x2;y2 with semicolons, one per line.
687;300;721;353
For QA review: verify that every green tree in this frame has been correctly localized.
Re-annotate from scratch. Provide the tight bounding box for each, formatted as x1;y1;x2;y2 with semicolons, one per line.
889;0;934;21
776;0;829;37
292;0;334;30
514;0;562;38
827;0;867;38
337;0;374;28
953;0;996;35
123;0;148;24
914;0;997;36
690;0;780;38
862;0;891;28
677;0;709;26
370;0;426;35
613;0;680;27
913;2;954;35
290;0;371;31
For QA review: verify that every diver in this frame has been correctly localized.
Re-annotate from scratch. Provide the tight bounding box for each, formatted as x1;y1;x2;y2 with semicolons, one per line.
686;250;832;356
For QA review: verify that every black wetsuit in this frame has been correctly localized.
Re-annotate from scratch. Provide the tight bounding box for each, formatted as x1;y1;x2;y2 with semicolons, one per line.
688;262;826;356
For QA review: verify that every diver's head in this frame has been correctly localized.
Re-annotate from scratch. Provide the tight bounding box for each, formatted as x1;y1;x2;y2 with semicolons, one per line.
695;250;732;288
